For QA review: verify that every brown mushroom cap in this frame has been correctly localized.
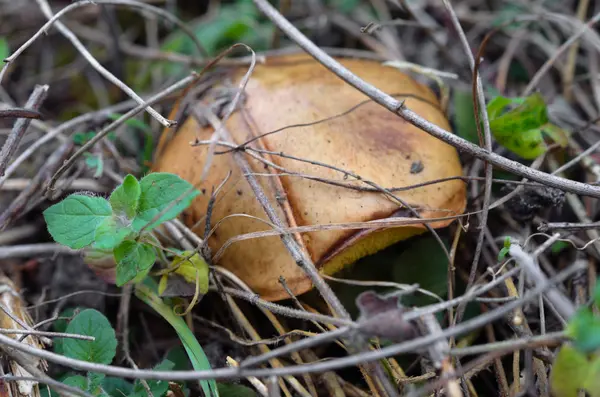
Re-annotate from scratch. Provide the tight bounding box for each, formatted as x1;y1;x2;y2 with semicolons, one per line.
153;54;466;301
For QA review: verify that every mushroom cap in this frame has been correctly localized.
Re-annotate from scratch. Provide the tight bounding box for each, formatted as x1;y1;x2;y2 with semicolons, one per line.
153;54;466;301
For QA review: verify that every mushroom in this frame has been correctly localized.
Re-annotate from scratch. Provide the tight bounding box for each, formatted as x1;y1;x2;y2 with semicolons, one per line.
153;53;466;301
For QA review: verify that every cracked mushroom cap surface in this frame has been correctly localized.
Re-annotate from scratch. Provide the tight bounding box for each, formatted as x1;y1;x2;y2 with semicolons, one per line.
153;53;466;301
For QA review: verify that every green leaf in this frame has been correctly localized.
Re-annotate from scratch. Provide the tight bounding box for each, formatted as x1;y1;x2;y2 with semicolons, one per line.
542;123;569;148
166;346;192;370
594;278;600;309
498;236;512;261
87;372;108;397
46;373;90;397
328;0;361;13
501;128;547;159
491;3;528;29
39;386;59;397
84;153;104;178
550;344;589;397
109;174;141;219
498;247;509;262
63;309;117;365
487;93;556;160
107;114;151;133
53;307;79;355
101;377;134;397
141;132;154;175
551;240;570;255
486;95;520;120
133;173;200;232
165;1;260;56
73;131;96;145
130;360;175;397
44;195;112;249
159;251;210;297
452;89;479;144
0;37;10;62
63;373;108;397
390;236;449;307
566;308;600;353
74;131;116;146
217;383;256;397
153;0;271;80
63;375;87;390
114;241;156;286
0;37;9;61
93;217;133;250
584;356;600;397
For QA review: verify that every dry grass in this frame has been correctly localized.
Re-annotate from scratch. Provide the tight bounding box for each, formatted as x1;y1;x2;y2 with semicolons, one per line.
1;0;599;396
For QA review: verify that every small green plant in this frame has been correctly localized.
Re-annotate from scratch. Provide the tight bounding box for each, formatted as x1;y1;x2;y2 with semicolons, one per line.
49;303;254;397
46;308;179;397
73;131;116;146
550;280;600;396
43;172;200;286
454;91;570;159
499;239;600;395
497;236;512;262
73;113;153;173
486;92;569;159
43;172;221;396
157;250;209;297
83;153;104;178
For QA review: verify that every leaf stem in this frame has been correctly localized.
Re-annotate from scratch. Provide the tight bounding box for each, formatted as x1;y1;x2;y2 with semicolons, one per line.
134;278;219;397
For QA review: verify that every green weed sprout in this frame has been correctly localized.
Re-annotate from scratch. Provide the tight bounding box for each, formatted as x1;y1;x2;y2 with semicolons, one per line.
43;173;221;396
43;173;199;286
487;93;569;160
47;308;223;397
550;281;600;397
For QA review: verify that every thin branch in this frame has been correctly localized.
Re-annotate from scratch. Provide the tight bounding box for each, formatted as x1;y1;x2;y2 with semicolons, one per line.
442;0;493;327
0;141;73;230
210;211;467;264
0;99;137;188
0;243;79;260
0;109;42;120
1;376;93;397
240;327;350;369
27;290;123;309
198;107;349;319
215;92;437;153
449;331;566;357
193;106;397;393
0;85;49;176
199;139;553;190
539;221;600;232
509;243;576;319
523;10;600;95
0;328;94;341
219;287;352;327
0;260;582;381
2;0;205;74
250;0;600;198
33;0;174;127
197;43;257;182
1;178;106;192
46;73;198;194
237;265;521;370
